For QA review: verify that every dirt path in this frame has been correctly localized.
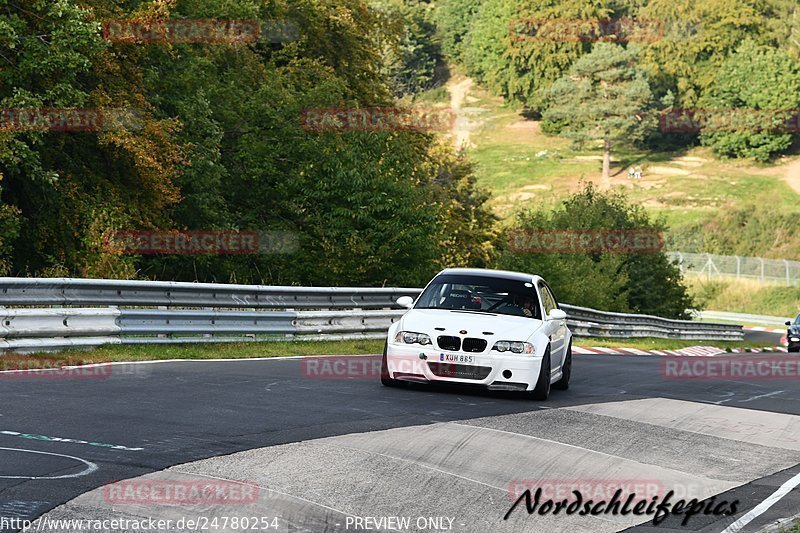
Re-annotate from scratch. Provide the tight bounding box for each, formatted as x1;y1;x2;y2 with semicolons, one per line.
784;157;800;194
448;77;473;150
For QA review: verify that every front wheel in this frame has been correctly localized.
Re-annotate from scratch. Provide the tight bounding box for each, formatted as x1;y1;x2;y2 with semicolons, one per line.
529;347;551;401
553;342;571;391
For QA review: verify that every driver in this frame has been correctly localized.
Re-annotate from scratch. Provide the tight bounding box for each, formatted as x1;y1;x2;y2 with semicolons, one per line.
510;295;535;318
521;297;534;318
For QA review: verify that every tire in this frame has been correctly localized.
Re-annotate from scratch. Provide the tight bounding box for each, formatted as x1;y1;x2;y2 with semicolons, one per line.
380;342;402;387
529;347;551;401
789;347;799;353
553;342;572;391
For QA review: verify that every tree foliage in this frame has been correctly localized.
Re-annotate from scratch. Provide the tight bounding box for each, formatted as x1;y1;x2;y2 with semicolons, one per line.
373;0;442;97
497;183;694;319
435;0;483;65
0;0;495;287
441;0;800;159
543;44;655;182
697;41;800;162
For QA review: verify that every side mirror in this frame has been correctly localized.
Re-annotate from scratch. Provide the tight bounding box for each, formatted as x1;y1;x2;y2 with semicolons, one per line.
396;296;414;309
548;309;567;321
787;321;792;326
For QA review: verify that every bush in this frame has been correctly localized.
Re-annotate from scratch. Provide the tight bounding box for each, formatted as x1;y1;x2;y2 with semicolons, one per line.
495;183;695;318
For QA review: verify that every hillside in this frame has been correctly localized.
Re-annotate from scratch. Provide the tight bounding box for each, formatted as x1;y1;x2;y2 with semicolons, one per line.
435;77;800;260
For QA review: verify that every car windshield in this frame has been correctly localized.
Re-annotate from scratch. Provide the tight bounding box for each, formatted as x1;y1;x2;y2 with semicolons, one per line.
415;274;542;319
795;314;800;324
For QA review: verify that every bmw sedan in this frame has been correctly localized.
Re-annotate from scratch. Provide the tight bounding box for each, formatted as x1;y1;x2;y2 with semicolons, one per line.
381;268;572;400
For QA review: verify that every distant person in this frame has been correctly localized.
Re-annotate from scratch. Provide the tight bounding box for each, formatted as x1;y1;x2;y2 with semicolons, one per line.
634;166;643;180
628;167;635;179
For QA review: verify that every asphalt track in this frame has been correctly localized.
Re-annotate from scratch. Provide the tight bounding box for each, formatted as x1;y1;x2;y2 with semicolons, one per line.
1;336;798;533
742;329;786;346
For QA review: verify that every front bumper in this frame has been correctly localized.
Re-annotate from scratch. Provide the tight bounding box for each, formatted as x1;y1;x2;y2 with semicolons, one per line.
788;333;800;351
385;343;543;391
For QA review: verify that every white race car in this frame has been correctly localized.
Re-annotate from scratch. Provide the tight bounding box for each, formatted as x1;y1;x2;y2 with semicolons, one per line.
381;268;572;400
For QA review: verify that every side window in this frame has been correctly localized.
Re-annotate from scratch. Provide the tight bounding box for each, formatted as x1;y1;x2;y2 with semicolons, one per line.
539;284;556;315
544;284;559;310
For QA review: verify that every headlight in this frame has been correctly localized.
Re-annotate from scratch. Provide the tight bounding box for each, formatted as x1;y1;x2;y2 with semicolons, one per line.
492;341;534;354
394;331;432;345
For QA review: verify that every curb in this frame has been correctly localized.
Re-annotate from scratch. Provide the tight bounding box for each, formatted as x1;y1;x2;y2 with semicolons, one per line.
743;326;787;334
573;345;790;357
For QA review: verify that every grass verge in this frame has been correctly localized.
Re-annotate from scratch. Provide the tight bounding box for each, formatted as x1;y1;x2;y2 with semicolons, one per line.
0;340;386;371
0;337;779;371
688;277;800;317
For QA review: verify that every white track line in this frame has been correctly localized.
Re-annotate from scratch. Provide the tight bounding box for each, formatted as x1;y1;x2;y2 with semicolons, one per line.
0;354;381;374
720;471;800;533
0;447;98;480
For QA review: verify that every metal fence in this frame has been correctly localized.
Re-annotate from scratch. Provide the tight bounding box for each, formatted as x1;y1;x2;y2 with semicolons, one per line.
668;252;800;286
0;277;743;354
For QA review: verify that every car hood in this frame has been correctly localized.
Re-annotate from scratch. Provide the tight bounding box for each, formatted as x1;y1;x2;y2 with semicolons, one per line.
400;309;544;342
789;325;800;335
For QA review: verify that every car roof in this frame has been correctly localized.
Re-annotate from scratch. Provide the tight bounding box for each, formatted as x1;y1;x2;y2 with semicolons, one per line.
437;268;543;284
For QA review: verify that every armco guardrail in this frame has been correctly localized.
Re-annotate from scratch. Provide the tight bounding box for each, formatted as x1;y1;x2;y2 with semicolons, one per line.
0;278;743;354
0;277;419;309
0;308;123;353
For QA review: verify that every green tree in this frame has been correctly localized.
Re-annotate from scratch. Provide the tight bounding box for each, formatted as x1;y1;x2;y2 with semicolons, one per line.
427;145;497;270
456;0;629;110
373;0;442;97
543;43;655;185
636;0;775;106
496;183;694;319
0;0;185;277
501;0;612;110
697;40;800;162
0;0;496;287
435;0;483;64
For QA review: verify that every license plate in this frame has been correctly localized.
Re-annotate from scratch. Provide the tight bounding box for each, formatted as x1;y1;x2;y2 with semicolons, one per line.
440;353;475;364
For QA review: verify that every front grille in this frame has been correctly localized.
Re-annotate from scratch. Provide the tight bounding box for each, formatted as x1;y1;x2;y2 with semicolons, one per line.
428;363;492;380
462;337;487;353
437;335;461;351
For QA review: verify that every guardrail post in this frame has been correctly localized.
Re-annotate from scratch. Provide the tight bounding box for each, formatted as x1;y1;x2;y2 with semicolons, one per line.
157;305;168;339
